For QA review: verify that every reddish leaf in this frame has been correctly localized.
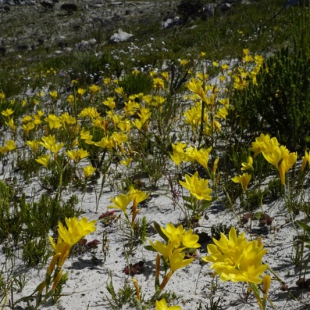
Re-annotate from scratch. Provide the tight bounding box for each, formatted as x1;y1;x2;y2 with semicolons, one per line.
87;239;101;249
123;261;144;275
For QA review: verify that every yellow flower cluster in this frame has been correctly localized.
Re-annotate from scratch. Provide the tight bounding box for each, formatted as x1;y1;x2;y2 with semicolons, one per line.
250;133;297;185
170;143;212;168
49;217;96;267
184;77;229;135
34;216;97;303
150;223;199;291
202;227;268;284
179;171;213;201
233;50;264;89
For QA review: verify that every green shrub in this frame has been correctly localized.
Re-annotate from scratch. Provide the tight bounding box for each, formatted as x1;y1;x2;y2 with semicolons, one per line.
231;47;310;150
118;72;153;96
177;0;206;22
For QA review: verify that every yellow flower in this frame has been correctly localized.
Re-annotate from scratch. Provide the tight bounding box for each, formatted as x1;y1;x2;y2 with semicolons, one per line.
108;193;132;214
40;135;64;154
35;154;51;167
153;78;165;90
23;115;32;123
215;107;228;119
279;151;297;185
79;107;100;119
179;171;212;201
179;59;189;66
33;98;40;105
182;229;200;249
5;140;16;151
50;217;96;267
83;165;96;178
132;69;140;75
161;72;169;81
202;227;268;284
66;149;89;163
103;97;116;109
184;102;207;129
60;217;96;243
49;236;71;267
77;88;86;96
1;108;14;117
301;151;310;172
241;156;253;171
160;223;185;249
156;298;182;310
232;173;252;190
80;128;93;141
169;249;194;272
104;77;111;85
26;140;40;153
45;114;62;129
149;240;174;260
40;135;56;150
187;78;207;103
249;133;279;157
262;146;283;167
59;112;76;126
62;216;96;239
0;91;5;99
128;187;149;205
120;158;132;167
114;86;124;95
191;146;212;169
89;84;100;94
49;91;58;99
160;223;200;249
255;55;264;66
67;94;75;104
243;54;254;62
5;118;16;131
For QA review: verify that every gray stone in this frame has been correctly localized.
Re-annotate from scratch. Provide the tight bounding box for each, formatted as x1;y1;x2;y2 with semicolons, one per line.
110;28;133;43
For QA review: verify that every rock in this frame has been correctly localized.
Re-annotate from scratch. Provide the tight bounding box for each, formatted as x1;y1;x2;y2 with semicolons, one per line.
75;38;97;50
219;3;232;12
110;28;133;43
202;3;215;20
162;16;181;28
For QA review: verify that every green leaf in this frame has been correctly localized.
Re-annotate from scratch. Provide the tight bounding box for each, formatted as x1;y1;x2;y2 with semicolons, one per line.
153;221;168;242
296;220;310;234
144;245;156;252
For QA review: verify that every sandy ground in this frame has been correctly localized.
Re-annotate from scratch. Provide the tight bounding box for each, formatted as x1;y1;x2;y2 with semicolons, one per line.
1;169;310;310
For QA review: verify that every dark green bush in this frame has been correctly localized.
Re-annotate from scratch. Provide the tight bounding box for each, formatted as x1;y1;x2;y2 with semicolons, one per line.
231;47;310;150
176;0;206;22
118;72;153;96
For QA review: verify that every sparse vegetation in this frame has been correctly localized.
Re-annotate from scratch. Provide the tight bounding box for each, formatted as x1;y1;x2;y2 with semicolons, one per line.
0;0;310;309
